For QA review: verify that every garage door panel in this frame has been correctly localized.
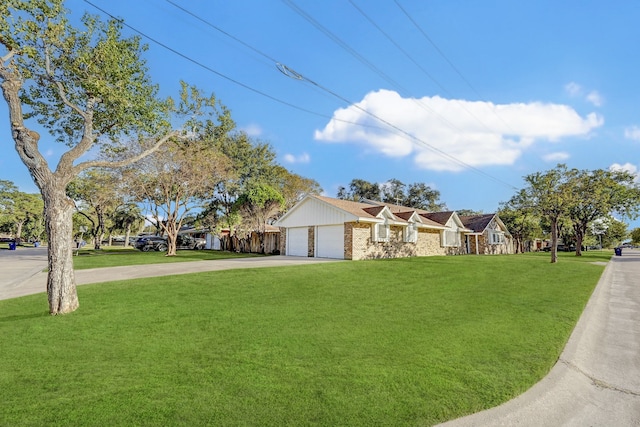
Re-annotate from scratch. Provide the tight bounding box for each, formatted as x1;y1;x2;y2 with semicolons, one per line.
287;227;308;257
316;225;344;259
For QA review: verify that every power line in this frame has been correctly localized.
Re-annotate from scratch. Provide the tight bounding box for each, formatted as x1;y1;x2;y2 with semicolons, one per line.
277;63;518;190
84;0;517;190
393;0;516;133
280;0;459;131
347;0;499;135
83;0;388;132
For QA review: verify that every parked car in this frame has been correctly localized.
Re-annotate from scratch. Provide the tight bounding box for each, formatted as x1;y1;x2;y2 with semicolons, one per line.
134;234;205;252
134;235;168;252
176;234;206;250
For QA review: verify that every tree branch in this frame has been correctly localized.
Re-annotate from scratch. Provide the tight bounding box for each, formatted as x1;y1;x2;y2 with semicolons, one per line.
71;131;180;175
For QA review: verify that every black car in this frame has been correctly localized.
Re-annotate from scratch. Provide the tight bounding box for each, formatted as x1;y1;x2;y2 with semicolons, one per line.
134;235;168;252
134;235;205;252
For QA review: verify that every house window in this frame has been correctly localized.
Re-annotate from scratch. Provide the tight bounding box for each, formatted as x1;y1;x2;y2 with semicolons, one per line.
404;222;418;243
489;231;505;244
372;222;390;242
442;230;461;247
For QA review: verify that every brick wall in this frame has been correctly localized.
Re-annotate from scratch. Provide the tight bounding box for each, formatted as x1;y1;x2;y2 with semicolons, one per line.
279;227;286;255
350;224;453;260
307;226;315;257
468;233;513;255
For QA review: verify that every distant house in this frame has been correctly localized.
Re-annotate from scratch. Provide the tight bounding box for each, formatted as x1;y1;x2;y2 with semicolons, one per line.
275;195;481;260
460;214;513;255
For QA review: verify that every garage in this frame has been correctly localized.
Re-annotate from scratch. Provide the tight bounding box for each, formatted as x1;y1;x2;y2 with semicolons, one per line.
286;227;308;257
316;225;345;259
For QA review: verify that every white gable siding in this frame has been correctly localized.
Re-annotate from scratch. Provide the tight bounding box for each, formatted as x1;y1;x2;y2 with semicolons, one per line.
277;198;356;228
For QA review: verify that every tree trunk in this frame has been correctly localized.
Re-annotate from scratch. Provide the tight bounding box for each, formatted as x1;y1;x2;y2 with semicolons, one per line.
574;223;585;257
550;219;559;263
43;188;79;314
164;221;178;256
124;224;131;248
15;220;25;243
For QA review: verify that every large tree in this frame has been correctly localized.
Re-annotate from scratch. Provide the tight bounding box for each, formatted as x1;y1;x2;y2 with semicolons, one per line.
521;164;573;263
126;137;231;256
0;180;44;243
124;85;234;256
270;166;322;211
67;169;121;249
499;189;542;253
110;203;143;247
337;178;381;201
565;168;640;256
0;1;175;314
233;182;285;253
207;132;280;232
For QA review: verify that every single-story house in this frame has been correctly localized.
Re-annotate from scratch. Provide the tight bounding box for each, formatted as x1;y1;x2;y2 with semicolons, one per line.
460;214;513;255
275;195;500;260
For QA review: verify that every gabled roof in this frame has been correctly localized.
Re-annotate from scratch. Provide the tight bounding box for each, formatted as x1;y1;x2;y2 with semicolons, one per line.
460;214;495;233
325;197;445;229
460;213;511;236
313;196;389;221
422;211;455;225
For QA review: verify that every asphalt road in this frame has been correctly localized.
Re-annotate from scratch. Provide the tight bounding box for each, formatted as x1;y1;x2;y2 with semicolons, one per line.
2;246;639;425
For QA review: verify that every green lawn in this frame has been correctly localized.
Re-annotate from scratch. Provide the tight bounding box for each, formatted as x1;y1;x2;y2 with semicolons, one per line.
0;252;608;426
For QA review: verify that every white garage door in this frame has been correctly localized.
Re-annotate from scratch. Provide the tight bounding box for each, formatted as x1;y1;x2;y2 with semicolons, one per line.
287;227;308;257
316;225;344;259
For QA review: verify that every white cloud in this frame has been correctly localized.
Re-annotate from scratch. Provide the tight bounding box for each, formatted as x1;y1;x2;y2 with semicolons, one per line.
241;123;263;137
45;149;54;157
564;82;603;107
564;82;582;97
283;152;310;164
586;90;603;107
624;126;640;141
314;89;603;172
543;152;570;162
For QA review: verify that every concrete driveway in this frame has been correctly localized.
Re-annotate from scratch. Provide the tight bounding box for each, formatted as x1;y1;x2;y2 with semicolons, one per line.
0;246;341;300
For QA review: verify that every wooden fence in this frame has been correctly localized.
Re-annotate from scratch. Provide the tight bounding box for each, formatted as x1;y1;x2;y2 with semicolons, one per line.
219;231;280;255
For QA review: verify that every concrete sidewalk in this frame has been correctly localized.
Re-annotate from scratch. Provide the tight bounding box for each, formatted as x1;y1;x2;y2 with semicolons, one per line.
438;249;640;426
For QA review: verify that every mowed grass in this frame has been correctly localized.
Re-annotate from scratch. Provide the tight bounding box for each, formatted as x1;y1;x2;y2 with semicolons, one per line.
0;252;608;426
72;247;259;270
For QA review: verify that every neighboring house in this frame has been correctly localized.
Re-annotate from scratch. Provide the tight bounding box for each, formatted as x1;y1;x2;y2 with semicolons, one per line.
460;214;514;255
275;195;476;260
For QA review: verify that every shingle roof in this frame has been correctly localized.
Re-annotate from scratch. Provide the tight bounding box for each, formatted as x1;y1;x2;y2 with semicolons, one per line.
314;195;384;219
422;211;455;225
460;214;496;233
314;196;445;228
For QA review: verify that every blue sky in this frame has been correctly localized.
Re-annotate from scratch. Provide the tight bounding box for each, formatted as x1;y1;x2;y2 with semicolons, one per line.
2;0;640;229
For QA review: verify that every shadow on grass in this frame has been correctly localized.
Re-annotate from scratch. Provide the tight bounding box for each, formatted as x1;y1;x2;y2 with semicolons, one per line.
0;311;50;323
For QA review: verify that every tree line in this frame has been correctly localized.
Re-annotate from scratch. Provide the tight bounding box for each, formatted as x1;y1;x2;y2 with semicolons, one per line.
499;164;640;262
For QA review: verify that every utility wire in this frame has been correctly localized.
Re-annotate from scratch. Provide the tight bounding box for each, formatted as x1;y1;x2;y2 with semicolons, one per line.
281;0;459;131
85;0;517;190
347;0;498;134
164;0;515;189
393;0;516;133
83;0;387;131
277;63;518;190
